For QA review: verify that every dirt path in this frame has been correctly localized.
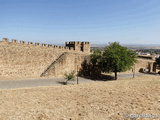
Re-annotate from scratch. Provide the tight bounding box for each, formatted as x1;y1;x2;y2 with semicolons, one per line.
0;73;148;89
0;73;154;89
0;77;93;89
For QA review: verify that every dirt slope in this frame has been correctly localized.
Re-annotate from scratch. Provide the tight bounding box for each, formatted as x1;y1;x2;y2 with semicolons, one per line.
0;75;159;120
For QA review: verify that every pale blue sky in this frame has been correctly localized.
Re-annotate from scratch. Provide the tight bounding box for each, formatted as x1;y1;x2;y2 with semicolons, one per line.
0;0;160;45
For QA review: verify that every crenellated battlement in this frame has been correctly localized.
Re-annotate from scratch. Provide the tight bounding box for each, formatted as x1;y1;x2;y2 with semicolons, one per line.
48;44;53;47
20;41;26;44
0;38;90;53
35;42;41;46
65;41;90;53
2;38;9;42
0;37;90;79
41;43;47;47
53;45;58;48
28;42;34;45
12;39;18;43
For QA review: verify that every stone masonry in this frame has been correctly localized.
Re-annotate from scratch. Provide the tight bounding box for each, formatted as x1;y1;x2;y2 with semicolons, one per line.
0;38;90;79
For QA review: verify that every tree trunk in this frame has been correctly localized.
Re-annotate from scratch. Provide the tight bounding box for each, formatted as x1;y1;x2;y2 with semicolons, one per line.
115;71;117;80
114;66;118;80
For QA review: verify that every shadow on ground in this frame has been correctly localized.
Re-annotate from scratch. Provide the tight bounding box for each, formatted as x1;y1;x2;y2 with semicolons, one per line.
56;81;67;85
81;74;115;81
140;72;158;75
56;80;76;85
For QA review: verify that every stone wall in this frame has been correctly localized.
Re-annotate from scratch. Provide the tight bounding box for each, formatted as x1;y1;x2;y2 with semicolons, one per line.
1;38;155;80
0;39;90;79
65;41;90;53
41;52;88;77
135;59;155;73
122;58;155;74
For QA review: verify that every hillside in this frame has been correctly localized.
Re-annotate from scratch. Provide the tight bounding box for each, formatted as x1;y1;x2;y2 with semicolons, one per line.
0;74;159;120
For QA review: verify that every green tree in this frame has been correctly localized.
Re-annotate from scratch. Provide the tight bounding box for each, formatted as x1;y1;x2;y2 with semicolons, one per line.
90;49;102;65
90;49;102;78
101;42;137;80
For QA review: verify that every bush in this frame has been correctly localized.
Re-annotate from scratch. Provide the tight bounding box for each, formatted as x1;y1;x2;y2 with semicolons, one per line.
64;71;75;84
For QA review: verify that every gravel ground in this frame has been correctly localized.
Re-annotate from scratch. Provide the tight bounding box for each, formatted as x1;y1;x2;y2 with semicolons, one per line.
0;73;146;89
0;77;93;89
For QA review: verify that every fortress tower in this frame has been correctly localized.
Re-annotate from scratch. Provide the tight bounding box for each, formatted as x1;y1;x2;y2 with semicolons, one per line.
65;41;90;53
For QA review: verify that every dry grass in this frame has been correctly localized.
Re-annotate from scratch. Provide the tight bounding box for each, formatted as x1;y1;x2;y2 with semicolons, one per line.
0;75;160;120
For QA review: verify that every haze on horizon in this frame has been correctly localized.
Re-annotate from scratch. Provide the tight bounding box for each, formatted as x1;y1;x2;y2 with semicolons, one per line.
1;0;160;45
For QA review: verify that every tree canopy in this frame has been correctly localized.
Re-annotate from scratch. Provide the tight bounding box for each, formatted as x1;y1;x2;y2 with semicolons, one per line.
90;49;102;66
91;42;137;80
90;49;102;78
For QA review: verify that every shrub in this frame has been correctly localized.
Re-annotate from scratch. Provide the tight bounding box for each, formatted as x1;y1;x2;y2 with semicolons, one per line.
64;71;75;84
